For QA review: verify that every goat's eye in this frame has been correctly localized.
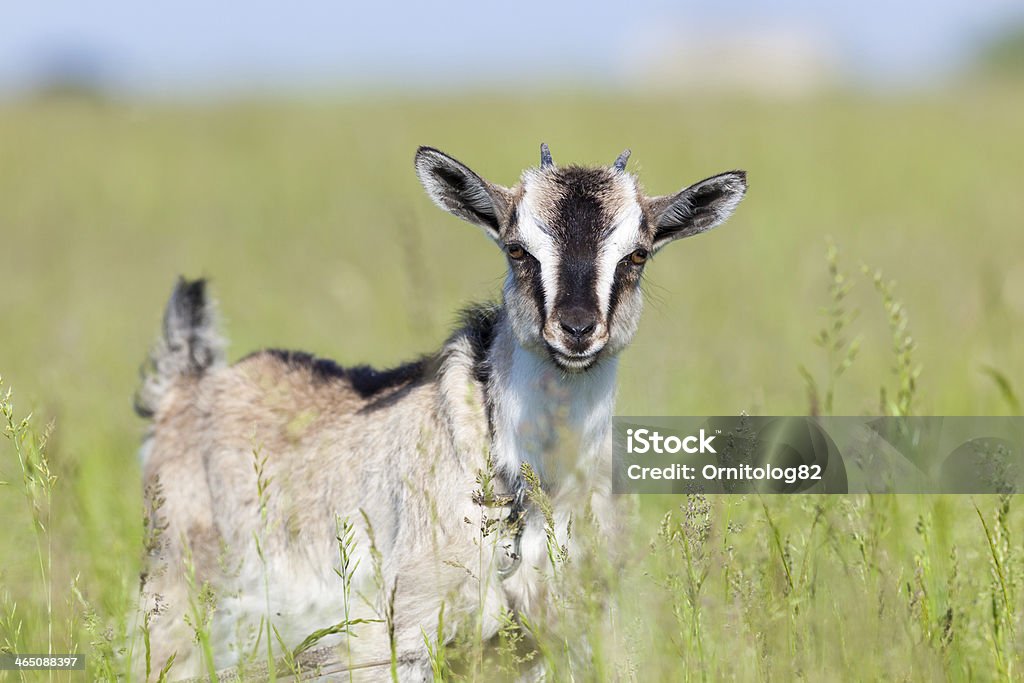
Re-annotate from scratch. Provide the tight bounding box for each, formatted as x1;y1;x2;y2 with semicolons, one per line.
506;244;526;260
629;248;649;265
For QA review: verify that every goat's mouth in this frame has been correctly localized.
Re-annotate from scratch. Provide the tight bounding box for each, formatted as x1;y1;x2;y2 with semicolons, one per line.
547;346;603;373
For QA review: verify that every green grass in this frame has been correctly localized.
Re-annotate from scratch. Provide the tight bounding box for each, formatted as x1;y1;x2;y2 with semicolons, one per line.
1;86;1023;680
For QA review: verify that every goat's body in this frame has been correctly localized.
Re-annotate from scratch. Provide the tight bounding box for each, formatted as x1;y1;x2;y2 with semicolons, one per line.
137;293;615;680
135;145;746;680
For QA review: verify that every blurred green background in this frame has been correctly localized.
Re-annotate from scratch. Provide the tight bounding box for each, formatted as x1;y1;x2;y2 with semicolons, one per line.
2;3;1024;680
3;89;1022;442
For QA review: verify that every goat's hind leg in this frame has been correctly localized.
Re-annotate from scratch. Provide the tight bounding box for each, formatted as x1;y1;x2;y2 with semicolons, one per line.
133;561;205;681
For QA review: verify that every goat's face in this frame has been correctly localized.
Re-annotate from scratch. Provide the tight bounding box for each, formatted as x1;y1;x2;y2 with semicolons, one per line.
416;145;746;372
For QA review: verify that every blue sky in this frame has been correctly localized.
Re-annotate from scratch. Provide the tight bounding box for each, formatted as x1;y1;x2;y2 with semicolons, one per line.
2;1;1022;96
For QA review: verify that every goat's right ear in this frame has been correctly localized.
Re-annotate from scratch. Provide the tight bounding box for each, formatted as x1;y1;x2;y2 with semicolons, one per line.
415;147;511;240
644;171;747;252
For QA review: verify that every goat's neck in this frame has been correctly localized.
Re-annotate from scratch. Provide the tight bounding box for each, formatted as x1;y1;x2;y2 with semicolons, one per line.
487;317;617;496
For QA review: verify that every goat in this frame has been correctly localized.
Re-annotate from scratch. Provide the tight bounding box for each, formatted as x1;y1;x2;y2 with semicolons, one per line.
133;144;746;680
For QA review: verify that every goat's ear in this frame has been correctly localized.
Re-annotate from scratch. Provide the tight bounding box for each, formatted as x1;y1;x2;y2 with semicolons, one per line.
645;171;747;251
415;147;512;240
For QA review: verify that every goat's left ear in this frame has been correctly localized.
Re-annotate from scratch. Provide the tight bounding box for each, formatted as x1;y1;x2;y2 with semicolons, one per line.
415;147;513;241
644;171;747;251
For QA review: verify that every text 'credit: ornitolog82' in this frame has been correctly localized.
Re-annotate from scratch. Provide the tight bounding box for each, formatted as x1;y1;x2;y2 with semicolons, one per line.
612;417;1024;494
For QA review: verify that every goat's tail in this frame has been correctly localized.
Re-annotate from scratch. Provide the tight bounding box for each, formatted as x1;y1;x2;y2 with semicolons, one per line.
135;277;226;418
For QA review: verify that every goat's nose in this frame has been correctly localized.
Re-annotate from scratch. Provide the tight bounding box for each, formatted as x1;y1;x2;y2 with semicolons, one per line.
559;308;598;341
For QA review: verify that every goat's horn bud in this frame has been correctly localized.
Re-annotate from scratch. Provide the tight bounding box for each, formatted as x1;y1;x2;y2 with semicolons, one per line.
540;142;553;168
613;149;631;171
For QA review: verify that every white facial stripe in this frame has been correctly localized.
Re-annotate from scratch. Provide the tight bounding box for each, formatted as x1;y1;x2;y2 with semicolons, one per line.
517;191;560;316
595;200;643;317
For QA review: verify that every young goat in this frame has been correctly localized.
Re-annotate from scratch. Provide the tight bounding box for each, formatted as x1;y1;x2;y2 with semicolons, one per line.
134;144;746;680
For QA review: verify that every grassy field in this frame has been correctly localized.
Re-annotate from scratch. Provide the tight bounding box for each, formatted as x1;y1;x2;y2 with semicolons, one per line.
1;86;1023;680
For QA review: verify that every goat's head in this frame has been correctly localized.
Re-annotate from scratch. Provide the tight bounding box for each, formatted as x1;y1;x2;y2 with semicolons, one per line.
415;144;746;372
